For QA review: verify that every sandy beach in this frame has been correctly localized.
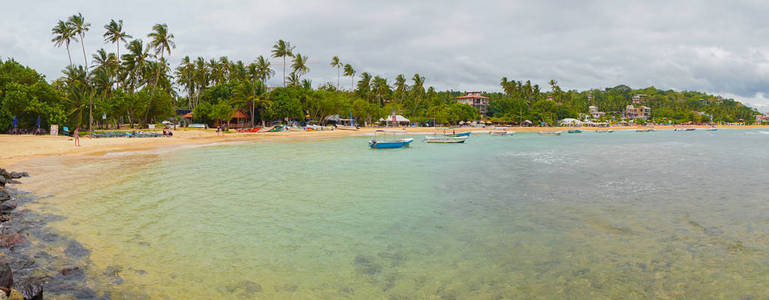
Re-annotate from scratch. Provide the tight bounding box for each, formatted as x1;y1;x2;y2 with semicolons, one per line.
2;125;767;167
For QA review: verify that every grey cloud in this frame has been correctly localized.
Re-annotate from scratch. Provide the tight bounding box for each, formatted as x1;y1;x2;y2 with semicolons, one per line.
2;0;768;106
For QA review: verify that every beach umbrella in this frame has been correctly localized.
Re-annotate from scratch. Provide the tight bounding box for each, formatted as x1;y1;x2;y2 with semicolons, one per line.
36;116;41;128
12;116;17;128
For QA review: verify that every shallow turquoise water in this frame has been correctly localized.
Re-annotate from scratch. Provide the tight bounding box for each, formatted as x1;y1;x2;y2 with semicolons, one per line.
40;130;769;298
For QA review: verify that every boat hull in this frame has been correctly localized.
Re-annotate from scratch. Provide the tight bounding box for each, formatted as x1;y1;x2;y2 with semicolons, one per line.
369;138;414;149
425;136;468;143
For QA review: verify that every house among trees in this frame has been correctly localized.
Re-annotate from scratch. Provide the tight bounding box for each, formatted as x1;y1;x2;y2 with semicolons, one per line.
625;105;651;120
456;92;490;117
588;105;605;119
632;94;648;104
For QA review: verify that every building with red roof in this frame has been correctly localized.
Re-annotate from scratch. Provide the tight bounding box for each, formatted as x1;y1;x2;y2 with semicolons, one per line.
456;92;489;117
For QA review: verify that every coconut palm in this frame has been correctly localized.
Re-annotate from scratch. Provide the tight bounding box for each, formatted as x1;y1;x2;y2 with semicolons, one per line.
330;56;342;89
67;13;91;70
176;56;195;108
287;72;301;87
103;19;132;59
51;20;77;66
343;64;355;91
271;40;294;87
291;53;309;79
145;23;175;124
121;39;149;93
394;74;407;104
356;72;372;102
253;55;274;83
67;13;91;134
232;80;268;127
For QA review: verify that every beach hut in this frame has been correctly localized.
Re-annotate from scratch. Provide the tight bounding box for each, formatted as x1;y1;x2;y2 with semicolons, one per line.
379;115;410;127
228;110;248;128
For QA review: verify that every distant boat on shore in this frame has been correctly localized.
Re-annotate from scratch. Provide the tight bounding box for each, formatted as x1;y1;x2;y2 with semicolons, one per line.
595;130;614;133
636;129;655;132
674;128;696;132
567;130;582;134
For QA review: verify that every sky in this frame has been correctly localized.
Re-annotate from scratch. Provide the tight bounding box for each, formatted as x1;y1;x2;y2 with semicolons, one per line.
2;0;769;109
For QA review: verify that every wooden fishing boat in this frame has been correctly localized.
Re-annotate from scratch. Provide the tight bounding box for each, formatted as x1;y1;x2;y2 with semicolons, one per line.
336;125;359;131
636;129;655;132
595;130;614;133
567;130;583;134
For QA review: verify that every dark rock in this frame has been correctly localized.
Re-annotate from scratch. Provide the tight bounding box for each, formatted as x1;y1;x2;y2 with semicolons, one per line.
7;173;26;180
14;278;42;300
64;241;89;258
59;267;82;278
0;201;16;212
0;169;9;180
0;176;6;187
0;233;27;248
0;189;9;202
0;261;12;296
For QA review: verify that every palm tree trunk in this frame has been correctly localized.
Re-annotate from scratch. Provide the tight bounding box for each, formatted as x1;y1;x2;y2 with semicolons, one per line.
66;44;72;66
337;67;340;90
79;33;93;136
144;52;164;126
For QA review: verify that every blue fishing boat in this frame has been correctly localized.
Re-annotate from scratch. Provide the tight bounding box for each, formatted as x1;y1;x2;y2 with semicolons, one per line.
369;130;414;149
567;130;583;134
453;132;471;137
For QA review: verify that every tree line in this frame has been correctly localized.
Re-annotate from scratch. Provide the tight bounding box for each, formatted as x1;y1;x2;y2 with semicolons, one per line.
0;13;760;133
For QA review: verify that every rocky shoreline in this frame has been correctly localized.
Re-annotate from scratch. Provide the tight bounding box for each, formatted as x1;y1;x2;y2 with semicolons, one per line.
0;168;104;299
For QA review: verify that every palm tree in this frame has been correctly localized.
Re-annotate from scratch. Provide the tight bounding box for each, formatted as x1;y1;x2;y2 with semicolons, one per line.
271;40;294;87
357;72;372;102
67;13;92;134
232;80;268;127
145;23;175;125
68;13;91;70
121;39;149;93
343;64;355;91
253;55;274;83
103;19;132;59
51;20;77;66
394;74;407;104
176;56;195;108
330;56;342;90
291;53;309;79
287;72;301;87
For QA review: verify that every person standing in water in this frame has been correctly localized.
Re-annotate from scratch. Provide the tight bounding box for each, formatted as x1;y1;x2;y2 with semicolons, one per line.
73;128;80;147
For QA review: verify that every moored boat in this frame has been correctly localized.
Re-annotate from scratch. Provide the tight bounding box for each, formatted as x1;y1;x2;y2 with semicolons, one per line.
636;129;655;132
595;130;614;133
369;130;413;149
567;130;583;134
489;131;514;136
424;135;468;143
539;131;562;136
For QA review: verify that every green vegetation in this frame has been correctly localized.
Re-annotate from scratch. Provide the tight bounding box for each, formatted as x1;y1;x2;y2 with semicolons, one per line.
0;13;761;134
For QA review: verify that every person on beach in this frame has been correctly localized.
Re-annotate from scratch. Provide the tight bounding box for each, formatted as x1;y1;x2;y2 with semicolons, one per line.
73;128;80;147
216;125;221;136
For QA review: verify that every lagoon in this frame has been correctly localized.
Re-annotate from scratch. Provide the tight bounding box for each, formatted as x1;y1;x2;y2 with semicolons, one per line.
27;130;769;298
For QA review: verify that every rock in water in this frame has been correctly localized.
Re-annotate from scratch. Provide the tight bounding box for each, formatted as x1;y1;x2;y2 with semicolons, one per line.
15;278;43;300
0;176;6;187
0;189;9;202
0;169;9;180
0;201;16;212
0;233;26;248
0;261;12;297
7;173;23;180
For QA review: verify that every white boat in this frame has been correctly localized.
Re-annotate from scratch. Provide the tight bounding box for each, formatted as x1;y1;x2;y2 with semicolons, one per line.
539;131;562;136
489;131;514;136
336;125;359;131
424;135;468;143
